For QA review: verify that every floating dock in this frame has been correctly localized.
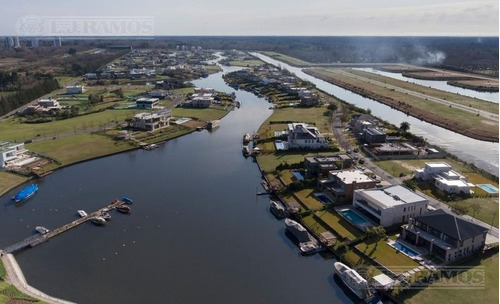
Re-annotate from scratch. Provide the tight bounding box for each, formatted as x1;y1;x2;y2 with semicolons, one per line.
3;200;126;254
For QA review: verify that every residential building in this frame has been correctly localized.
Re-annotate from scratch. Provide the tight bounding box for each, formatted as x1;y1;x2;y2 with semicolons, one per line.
300;95;319;107
414;162;473;195
148;89;167;99
402;209;488;263
14;36;20;48
53;37;62;47
37;98;61;110
287;123;329;149
85;73;97;80
305;154;353;177
4;37;14;48
319;169;377;202
66;85;85;94
194;87;215;94
184;96;213;108
136;98;159;109
133;110;171;131
353;185;428;227
362;127;386;144
0;141;26;168
352;114;379;133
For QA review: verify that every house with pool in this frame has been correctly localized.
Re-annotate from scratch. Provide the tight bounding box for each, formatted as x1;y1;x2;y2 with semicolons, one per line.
402;209;488;263
319;169;377;203
414;162;474;195
352;185;428;227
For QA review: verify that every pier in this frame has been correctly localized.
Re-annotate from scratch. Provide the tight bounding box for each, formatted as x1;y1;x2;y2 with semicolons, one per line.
3;200;126;254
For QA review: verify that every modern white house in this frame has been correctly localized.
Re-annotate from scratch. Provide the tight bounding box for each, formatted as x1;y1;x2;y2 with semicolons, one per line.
353;185;428;227
136;98;160;109
0;141;27;168
133;110;171;131
66;85;85;94
414;162;474;195
402;209;488;263
287;123;328;149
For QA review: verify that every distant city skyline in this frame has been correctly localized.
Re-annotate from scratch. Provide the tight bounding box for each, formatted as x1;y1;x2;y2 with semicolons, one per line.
2;0;499;36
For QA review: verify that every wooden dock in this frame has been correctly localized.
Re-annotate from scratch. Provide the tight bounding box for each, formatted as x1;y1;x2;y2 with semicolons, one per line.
3;200;126;254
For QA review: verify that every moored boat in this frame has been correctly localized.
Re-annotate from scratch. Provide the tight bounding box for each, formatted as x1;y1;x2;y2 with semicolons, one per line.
35;226;49;235
77;210;88;218
121;197;133;204
242;133;251;144
270;200;285;219
116;205;131;213
12;184;38;203
334;262;372;300
90;216;107;226
285;218;311;243
101;211;111;221
207;120;220;130
242;145;251;157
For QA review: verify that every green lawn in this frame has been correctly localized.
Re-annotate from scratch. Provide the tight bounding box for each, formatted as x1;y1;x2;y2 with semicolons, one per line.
172;107;230;121
260;107;333;133
228;60;264;67
294;189;324;211
27;133;137;165
0;172;29;196
260;51;312;67
314;210;363;240
399;253;499;304
356;240;420;274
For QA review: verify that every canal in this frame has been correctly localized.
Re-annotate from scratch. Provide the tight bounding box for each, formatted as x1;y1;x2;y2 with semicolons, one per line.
253;53;499;176
1;64;354;303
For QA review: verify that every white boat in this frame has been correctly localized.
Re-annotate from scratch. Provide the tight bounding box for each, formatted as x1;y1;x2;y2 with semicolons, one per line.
285;218;311;243
270;200;285;218
334;262;372;300
77;210;88;218
35;226;49;235
242;133;251;144
90;216;107;226
300;242;324;254
101;211;111;221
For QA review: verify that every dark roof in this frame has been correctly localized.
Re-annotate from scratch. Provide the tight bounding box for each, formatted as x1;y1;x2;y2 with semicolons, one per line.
416;209;488;241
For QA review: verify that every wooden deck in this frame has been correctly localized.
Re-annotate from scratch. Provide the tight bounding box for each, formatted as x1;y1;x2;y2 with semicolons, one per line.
3;200;127;254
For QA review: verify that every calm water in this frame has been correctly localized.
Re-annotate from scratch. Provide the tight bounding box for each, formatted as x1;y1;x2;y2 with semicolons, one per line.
354;68;499;104
253;53;499;176
1;64;354;303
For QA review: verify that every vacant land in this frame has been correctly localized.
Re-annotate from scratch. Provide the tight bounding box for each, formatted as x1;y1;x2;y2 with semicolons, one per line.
0;172;29;196
449;79;499;92
227;59;264;67
260;51;311;66
304;68;498;142
172;107;230;121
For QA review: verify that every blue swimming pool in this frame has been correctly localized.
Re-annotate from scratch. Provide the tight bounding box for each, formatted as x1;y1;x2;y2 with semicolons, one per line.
314;193;332;204
392;241;419;257
340;209;368;225
275;140;285;150
477;184;499;194
175;117;191;124
291;171;304;181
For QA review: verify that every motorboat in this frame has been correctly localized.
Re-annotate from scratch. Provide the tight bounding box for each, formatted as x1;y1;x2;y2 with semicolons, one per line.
207;120;220;130
77;210;88;218
242;133;251;144
242;145;251;157
12;184;38;203
35;226;49;235
285;218;311;243
269;200;285;219
101;211;111;221
90;216;107;226
334;262;372;300
121;197;133;204
116;205;131;213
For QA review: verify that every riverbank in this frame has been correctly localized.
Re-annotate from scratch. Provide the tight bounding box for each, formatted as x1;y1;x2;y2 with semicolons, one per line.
303;68;499;142
448;80;499;92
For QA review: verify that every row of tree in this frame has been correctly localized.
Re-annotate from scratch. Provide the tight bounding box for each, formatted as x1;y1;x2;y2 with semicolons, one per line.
0;78;59;116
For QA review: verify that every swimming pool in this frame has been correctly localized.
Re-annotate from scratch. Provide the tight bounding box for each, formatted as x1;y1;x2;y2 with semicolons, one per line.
340;209;368;225
275;140;285;150
175;117;191;124
314;193;332;204
291;171;304;181
392;241;419;257
477;184;499;194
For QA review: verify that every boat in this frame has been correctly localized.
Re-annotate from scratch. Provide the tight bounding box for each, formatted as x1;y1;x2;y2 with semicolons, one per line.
252;147;261;155
300;242;324;255
334;262;372;300
35;226;49;235
242;145;251;157
116;205;131;213
235;100;241;108
12;184;38;203
285;218;312;243
144;144;158;150
77;210;88;218
207;120;220;130
101;211;111;221
89;216;107;226
242;133;251;144
121;197;133;204
269;200;286;219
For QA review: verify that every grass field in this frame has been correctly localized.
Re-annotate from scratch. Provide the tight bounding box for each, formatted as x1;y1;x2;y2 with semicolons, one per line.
172;107;230;121
260;51;311;66
356;240;420;273
314;210;362;240
0;172;29;196
399;252;499;304
26;133;137;165
228;60;264;67
294;189;324;211
259;106;333;133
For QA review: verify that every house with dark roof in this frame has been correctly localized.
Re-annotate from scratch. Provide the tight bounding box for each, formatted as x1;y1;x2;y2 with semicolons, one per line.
401;209;488;263
287;123;328;149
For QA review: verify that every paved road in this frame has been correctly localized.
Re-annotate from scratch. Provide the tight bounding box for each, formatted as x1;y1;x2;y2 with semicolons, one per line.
0;251;76;304
331;105;499;240
335;69;499;121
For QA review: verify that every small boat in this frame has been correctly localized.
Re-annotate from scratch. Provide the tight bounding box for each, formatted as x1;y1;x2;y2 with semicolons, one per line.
300;242;324;254
35;226;49;235
285;218;311;243
207;120;220;130
121;197;133;204
252;147;261;155
101;211;111;221
242;145;251;157
235;100;241;108
116;205;131;213
334;262;372;300
242;133;251;144
77;210;88;218
270;200;286;219
89;216;107;226
144;144;158;150
12;184;38;203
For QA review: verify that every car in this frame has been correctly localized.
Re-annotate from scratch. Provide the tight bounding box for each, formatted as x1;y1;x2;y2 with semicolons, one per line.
346;150;352;154
353;148;359;153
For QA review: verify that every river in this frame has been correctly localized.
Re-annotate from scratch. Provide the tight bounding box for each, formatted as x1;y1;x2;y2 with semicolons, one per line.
253;53;499;177
1;63;355;303
353;68;499;104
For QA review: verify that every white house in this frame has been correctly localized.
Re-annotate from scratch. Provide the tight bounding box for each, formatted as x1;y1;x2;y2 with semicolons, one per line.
353;185;428;227
136;98;160;109
415;162;473;195
184;96;214;108
0;141;27;168
133;110;171;131
66;85;85;94
287;123;328;149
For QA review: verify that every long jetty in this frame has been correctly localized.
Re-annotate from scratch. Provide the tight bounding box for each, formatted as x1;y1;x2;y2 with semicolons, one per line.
3;200;126;254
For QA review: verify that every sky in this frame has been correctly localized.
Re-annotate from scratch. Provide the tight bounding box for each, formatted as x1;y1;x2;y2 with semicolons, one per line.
1;0;498;36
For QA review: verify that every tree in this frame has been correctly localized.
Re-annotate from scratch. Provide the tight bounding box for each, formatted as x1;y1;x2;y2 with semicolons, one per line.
400;121;411;134
68;48;77;55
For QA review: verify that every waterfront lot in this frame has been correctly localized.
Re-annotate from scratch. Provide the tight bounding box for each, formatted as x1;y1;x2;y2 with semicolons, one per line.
228;59;264;67
0;172;29;196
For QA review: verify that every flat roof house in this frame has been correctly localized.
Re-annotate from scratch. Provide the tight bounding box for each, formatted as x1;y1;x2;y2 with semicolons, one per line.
402;209;488;263
136;98;160;109
287;123;328;150
319;169;377;202
415;162;474;195
353;185;428;227
148;89;167;99
0;141;26;168
304;154;353;177
184;96;214;108
362;127;386;144
66;85;85;94
133;110;171;131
